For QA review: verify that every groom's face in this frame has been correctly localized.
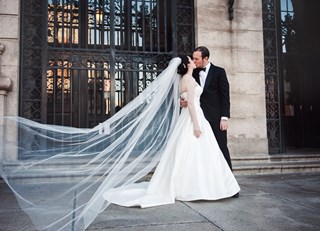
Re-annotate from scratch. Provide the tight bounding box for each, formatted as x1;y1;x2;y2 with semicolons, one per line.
192;51;208;68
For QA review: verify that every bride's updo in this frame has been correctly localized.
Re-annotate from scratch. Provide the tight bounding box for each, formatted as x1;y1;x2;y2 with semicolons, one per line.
177;55;190;76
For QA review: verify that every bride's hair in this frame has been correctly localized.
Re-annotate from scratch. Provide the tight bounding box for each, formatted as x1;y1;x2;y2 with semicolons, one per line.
177;55;189;75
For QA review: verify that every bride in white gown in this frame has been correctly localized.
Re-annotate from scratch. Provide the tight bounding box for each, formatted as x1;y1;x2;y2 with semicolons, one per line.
103;55;240;208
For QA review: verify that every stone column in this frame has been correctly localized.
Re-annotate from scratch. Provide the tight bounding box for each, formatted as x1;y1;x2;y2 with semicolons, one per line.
194;0;268;155
0;43;14;162
0;1;20;163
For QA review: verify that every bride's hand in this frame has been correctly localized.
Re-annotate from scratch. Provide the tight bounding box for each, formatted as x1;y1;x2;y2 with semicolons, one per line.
194;128;201;138
180;97;188;108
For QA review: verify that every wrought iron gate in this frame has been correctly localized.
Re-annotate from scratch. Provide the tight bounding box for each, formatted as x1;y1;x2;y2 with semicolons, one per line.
20;0;194;128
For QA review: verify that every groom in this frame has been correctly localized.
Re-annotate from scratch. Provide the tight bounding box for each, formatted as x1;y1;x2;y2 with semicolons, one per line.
192;47;239;198
190;46;233;171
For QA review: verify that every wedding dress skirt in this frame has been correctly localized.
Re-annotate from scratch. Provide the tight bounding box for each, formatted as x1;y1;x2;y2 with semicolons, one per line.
103;84;240;208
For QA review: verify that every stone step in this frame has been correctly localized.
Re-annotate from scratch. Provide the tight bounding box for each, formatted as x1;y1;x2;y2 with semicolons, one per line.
269;154;320;162
1;159;148;183
2;154;320;183
232;153;320;175
233;161;320;175
232;153;320;164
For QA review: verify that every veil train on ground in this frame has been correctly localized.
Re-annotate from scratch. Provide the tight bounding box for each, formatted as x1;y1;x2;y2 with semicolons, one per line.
0;57;182;231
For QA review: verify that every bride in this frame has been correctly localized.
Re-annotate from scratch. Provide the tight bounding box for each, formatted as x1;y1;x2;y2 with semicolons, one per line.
102;55;240;208
0;56;239;231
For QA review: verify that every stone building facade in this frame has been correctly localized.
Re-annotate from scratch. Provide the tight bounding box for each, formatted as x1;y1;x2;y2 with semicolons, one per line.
0;0;270;161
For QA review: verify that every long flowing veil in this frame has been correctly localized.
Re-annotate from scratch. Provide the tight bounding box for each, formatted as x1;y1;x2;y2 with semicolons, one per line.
0;57;182;231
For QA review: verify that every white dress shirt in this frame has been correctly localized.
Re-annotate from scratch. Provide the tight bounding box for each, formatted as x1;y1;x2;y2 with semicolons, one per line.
199;64;210;88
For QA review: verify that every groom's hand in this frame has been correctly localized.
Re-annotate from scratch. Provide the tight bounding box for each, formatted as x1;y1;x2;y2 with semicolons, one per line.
180;97;188;108
220;120;228;131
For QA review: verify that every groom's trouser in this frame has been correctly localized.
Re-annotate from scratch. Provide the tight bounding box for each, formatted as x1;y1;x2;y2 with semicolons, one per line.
209;121;232;171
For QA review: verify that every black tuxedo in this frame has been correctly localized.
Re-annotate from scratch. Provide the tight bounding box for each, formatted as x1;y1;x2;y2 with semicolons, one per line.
193;63;232;170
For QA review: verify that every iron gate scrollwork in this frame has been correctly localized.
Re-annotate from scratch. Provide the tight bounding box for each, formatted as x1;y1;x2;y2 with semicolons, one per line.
20;0;194;129
262;0;283;154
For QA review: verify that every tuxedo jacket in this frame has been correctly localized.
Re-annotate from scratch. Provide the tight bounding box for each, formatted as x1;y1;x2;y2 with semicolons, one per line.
193;63;230;126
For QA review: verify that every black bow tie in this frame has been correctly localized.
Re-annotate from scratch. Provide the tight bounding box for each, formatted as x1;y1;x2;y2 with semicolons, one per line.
197;67;206;72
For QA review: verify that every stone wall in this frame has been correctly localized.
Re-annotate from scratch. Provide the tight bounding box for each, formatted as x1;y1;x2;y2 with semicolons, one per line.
194;0;268;155
0;0;19;116
0;0;20;161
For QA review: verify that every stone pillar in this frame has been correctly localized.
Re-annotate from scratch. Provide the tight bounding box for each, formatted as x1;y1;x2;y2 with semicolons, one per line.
194;0;268;155
0;43;14;162
0;1;20;162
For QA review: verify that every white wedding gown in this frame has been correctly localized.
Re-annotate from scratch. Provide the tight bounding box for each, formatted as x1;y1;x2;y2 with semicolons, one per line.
103;84;240;208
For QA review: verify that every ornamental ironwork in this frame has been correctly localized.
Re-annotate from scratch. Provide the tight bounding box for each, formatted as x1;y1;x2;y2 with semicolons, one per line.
262;0;283;154
19;0;194;159
20;0;194;128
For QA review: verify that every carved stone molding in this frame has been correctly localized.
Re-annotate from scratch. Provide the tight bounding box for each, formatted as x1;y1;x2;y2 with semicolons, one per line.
0;77;13;92
0;43;13;92
0;43;5;55
0;43;4;76
228;0;235;20
0;43;4;75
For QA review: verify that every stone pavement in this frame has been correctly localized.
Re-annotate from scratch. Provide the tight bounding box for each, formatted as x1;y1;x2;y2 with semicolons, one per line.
1;172;320;231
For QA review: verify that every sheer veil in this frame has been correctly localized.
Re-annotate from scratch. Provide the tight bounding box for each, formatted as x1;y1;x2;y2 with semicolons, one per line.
0;57;182;230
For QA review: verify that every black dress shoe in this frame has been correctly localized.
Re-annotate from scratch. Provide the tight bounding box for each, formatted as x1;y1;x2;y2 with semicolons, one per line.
232;192;239;198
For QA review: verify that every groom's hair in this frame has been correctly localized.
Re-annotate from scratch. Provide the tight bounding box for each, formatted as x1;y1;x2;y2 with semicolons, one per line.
177;55;189;76
194;46;210;59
